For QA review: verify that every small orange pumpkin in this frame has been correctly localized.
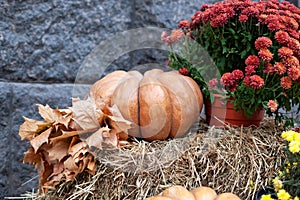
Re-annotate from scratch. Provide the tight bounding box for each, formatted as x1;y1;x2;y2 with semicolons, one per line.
161;185;195;200
215;193;241;200
89;69;203;141
191;186;217;200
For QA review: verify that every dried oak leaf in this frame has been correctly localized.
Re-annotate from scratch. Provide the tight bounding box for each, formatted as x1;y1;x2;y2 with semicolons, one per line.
70;97;104;130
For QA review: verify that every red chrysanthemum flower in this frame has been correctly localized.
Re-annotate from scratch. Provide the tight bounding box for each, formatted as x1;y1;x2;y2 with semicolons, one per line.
287;38;300;51
263;63;275;75
232;69;244;80
208;78;218;89
210;13;228;27
255;37;273;50
220;72;233;86
200;4;210;11
280;76;293;89
245;65;256;76
241;6;259;17
245;55;260;67
288;66;300;80
267;100;278;112
179;67;189;76
221;72;237;91
274;62;286;75
191;11;203;26
243;76;251;87
278;47;294;59
202;10;212;23
178;20;190;29
275;30;290;45
258;49;273;63
249;75;264;89
282;56;300;68
239;14;248;22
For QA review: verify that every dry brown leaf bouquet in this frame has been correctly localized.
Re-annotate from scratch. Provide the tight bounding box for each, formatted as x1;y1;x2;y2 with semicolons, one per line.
19;96;131;194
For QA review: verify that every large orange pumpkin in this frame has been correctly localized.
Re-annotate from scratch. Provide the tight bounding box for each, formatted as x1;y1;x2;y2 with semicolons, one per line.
89;69;203;141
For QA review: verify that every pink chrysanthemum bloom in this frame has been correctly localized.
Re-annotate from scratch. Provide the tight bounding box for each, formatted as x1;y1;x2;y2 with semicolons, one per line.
287;37;300;51
169;30;184;44
283;16;299;30
275;30;290;45
232;69;244;80
245;55;260;67
267;100;278;112
268;21;282;31
161;31;170;46
278;47;294;59
239;14;248;22
241;6;259;17
208;78;218;89
258;14;268;23
224;7;235;18
281;76;293;89
282;56;300;68
287;28;300;39
263;63;275;75
255;37;273;50
258;49;273;63
179;67;189;76
245;65;257;76
288;66;300;80
178;20;190;29
274;62;287;75
248;75;264;89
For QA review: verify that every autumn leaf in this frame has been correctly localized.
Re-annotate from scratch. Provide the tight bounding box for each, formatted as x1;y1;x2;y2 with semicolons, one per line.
70;97;104;130
108;104;132;134
64;156;79;172
23;147;42;167
30;127;53;153
19;117;50;140
85;128;106;149
37;104;72;128
46;139;70;163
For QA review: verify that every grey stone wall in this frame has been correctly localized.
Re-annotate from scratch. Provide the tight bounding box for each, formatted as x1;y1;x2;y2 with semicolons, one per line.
0;0;218;198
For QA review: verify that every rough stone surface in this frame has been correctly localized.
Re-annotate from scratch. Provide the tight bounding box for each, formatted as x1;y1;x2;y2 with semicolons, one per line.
0;0;131;83
0;83;12;199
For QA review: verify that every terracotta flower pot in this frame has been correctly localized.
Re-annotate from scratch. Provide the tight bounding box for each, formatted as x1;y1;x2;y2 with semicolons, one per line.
204;94;265;127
